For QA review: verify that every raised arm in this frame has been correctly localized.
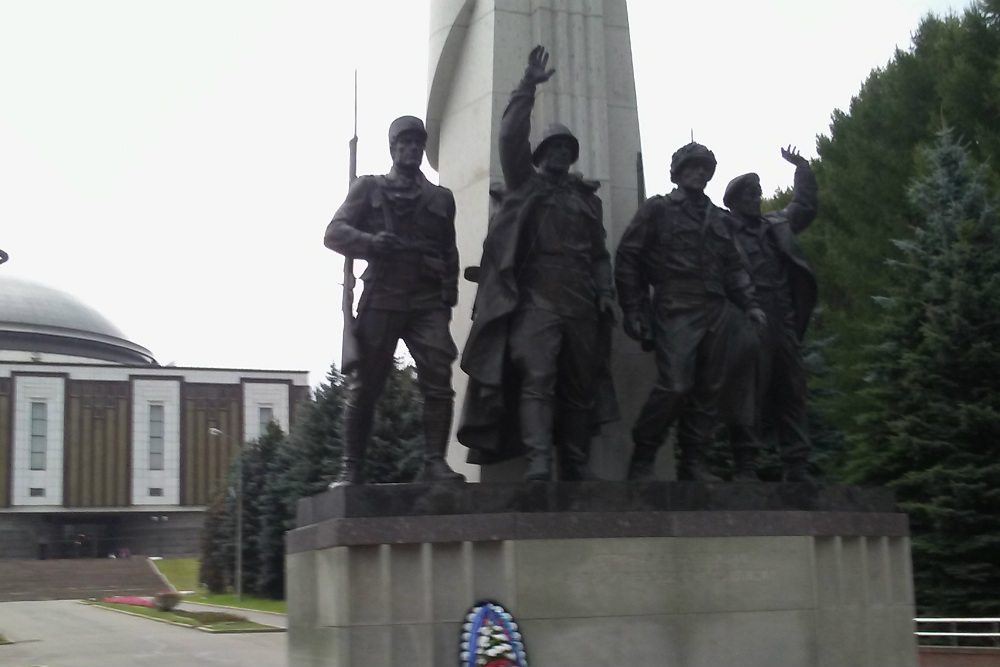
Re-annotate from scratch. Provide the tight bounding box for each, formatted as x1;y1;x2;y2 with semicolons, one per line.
499;46;555;191
778;146;818;234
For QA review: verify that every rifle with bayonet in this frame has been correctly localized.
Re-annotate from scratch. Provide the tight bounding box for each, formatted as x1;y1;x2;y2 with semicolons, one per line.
341;72;361;374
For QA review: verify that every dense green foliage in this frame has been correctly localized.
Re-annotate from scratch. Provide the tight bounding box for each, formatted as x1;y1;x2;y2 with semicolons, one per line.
802;0;1000;436
846;130;1000;614
199;360;423;599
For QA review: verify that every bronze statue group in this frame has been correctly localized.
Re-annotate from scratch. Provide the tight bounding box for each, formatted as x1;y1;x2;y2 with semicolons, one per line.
324;46;818;487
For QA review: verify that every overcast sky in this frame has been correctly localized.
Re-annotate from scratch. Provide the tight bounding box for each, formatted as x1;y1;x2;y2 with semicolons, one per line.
0;0;965;385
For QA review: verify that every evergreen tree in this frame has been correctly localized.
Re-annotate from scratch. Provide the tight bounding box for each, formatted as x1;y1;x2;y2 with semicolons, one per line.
365;362;422;484
200;359;425;599
198;490;231;594
848;128;1000;614
243;421;285;598
802;1;1000;435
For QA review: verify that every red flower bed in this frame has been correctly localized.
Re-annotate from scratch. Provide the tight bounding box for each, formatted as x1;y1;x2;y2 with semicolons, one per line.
102;596;155;607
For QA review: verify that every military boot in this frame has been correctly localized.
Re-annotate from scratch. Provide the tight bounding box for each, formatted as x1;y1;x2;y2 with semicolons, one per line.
676;410;722;482
627;440;660;481
731;446;761;482
415;400;465;483
521;400;554;481
556;410;598;481
329;407;369;488
730;424;761;482
676;446;721;482
784;458;818;485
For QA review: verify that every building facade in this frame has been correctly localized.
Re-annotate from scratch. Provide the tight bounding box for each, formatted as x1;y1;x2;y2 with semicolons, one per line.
0;275;309;558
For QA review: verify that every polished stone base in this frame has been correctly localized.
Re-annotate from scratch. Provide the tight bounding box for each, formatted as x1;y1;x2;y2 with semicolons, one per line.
286;482;918;667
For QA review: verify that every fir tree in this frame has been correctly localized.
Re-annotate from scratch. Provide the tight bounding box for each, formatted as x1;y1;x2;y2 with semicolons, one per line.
198;491;231;594
200;360;424;599
849;128;1000;614
803;2;1000;434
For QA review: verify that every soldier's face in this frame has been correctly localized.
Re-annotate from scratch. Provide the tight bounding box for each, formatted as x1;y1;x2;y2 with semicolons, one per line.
538;138;576;175
733;184;763;217
677;162;712;192
390;131;425;170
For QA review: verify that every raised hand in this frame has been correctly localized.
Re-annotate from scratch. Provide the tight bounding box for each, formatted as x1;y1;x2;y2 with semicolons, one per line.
524;45;556;85
781;145;808;168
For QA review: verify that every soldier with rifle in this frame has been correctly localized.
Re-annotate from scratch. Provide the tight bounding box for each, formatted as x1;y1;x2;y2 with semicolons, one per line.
324;115;465;486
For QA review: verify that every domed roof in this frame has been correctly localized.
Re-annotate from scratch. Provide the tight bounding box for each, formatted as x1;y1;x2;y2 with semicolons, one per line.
0;275;156;365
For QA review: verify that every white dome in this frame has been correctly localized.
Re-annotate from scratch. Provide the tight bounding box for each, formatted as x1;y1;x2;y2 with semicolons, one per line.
0;275;156;365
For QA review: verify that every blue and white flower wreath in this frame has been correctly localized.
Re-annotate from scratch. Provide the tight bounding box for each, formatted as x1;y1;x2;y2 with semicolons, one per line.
459;599;528;667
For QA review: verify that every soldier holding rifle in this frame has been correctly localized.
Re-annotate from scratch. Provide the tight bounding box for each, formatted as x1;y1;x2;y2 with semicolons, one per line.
324;116;465;486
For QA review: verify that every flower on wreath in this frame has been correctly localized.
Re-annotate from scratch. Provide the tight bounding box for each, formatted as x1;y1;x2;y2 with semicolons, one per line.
459;600;528;667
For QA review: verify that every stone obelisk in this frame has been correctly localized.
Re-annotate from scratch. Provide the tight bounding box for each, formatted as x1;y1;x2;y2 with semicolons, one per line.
427;0;652;481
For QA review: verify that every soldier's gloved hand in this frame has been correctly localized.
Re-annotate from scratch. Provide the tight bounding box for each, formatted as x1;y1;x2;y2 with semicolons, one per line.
746;307;768;334
598;296;621;325
623;311;649;343
524;45;556;85
371;231;404;257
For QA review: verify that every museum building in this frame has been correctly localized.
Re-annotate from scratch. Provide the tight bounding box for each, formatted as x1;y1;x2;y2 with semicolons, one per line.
0;275;310;558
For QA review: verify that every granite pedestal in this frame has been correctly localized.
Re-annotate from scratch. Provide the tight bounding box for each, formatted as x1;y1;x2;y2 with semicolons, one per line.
286;482;917;667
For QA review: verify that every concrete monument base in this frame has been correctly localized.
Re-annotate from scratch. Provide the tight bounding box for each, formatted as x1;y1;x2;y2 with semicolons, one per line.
286;482;917;667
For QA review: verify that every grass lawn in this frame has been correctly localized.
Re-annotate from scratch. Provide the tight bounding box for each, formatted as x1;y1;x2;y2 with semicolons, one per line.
154;558;200;591
153;558;287;615
92;602;274;631
183;592;287;614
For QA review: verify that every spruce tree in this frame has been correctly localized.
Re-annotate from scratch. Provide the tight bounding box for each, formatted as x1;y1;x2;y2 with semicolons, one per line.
803;2;1000;434
849;128;1000;614
202;360;425;599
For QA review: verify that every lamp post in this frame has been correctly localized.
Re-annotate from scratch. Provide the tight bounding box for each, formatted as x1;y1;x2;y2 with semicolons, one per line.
209;427;242;601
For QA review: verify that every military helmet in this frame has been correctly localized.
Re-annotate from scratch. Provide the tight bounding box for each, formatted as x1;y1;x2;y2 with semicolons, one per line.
669;142;717;184
388;116;428;145
532;122;580;166
723;173;762;208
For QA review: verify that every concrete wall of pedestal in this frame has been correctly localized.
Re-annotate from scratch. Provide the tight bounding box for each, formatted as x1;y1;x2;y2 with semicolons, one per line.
288;533;917;667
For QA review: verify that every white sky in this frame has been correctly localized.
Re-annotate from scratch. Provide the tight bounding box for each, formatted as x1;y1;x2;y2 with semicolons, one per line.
0;0;965;385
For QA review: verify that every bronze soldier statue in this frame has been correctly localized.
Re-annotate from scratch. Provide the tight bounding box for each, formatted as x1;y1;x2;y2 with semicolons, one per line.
721;146;818;482
324;115;465;486
458;45;618;481
615;142;765;481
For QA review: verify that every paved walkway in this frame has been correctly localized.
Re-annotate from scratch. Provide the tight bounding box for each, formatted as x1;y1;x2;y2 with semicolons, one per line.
0;599;286;667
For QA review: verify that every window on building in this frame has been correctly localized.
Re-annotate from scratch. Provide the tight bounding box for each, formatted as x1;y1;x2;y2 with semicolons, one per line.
258;405;274;436
149;404;164;471
29;487;45;497
149;487;163;497
30;401;47;470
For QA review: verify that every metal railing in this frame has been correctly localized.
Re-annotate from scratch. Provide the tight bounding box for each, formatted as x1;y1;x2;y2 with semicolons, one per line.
915;617;1000;648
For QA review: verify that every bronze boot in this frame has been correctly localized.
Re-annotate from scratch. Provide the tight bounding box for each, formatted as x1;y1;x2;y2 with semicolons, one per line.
415;400;465;483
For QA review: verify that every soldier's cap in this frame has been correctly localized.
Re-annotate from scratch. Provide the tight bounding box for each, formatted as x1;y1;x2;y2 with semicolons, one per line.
669;142;717;184
723;172;762;208
388;116;428;145
532;122;580;166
